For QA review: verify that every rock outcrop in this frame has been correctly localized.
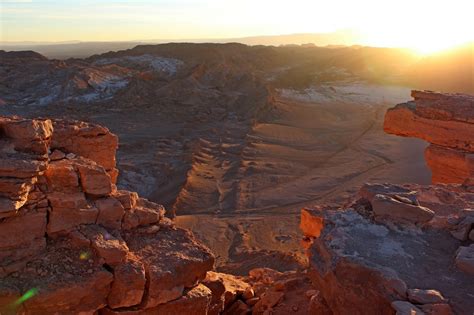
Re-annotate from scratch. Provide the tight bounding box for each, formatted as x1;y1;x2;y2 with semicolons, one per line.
384;90;474;184
0;116;215;314
301;182;474;314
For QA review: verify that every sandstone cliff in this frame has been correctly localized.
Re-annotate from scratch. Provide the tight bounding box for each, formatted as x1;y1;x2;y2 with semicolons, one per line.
384;90;474;184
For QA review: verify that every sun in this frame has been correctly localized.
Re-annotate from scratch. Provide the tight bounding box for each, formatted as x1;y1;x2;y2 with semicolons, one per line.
409;41;458;56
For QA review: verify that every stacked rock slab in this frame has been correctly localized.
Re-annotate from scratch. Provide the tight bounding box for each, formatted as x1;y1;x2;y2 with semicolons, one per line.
0;116;215;314
384;90;474;184
301;182;474;315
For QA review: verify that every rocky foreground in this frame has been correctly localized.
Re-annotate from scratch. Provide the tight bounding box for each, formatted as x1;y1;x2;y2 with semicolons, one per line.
0;115;329;315
302;182;474;314
1;90;473;315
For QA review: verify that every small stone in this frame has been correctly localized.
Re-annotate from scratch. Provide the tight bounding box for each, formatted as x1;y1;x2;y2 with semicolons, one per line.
50;150;66;161
225;300;250;315
407;289;446;304
242;287;254;300
246;297;260;306
305;290;318;298
273;281;285;291
292;305;299;312
455;244;474;275
391;301;425;315
420;303;453;315
66;153;76;160
253;291;284;313
145;225;160;234
87;269;93;274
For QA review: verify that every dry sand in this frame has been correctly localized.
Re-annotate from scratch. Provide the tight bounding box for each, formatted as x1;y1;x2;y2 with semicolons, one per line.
176;84;431;273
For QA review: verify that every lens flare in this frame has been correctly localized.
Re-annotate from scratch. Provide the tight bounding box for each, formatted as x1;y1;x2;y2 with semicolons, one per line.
14;288;38;306
79;251;90;260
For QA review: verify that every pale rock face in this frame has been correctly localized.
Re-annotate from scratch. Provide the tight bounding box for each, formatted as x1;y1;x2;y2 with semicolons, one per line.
371;194;435;224
384;90;474;184
302;182;474;314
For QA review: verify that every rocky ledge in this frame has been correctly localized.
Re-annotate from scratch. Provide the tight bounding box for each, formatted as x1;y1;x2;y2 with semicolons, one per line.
0;115;338;315
0;116;220;314
384;90;474;184
301;182;474;315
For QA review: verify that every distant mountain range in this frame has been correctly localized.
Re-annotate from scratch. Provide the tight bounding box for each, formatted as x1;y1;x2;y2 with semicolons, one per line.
0;30;365;59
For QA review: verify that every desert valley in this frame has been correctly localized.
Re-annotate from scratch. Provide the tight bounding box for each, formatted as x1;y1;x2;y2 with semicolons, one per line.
0;12;473;315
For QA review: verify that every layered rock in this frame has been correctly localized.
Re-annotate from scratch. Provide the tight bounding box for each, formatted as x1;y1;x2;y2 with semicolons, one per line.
384;90;474;184
0;116;215;314
301;182;474;314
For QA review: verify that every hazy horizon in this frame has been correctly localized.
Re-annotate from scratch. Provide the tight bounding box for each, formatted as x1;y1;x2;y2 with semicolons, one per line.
2;0;474;54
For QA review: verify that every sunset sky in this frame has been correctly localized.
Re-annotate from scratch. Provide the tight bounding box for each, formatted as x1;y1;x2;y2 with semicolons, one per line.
1;0;473;53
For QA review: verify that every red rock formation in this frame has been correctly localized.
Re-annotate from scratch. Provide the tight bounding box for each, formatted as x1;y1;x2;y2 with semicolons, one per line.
1;115;323;315
0;116;215;314
301;183;474;314
384;90;474;184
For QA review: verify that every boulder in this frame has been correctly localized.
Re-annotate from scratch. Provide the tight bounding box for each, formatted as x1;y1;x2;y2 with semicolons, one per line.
202;271;250;314
224;300;250;315
407;289;446;304
76;159;113;197
252;291;284;314
51;119;118;171
0;212;46;249
113;190;139;210
44;159;79;192
419;304;453;315
47;192;97;234
124;226;214;308
122;206;163;230
300;208;324;238
455;245;474;275
371;194;435;224
0;158;47;178
107;259;146;309
302;202;474;314
1;118;53;155
391;301;425;315
100;284;213;315
95;197;125;230
81;225;129;266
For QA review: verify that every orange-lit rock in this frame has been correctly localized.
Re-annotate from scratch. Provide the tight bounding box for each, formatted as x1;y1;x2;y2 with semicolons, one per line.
300;208;324;238
0;115;218;314
76;158;113;197
107;258;146;309
51;119;118;172
384;90;474;184
124;226;215;308
44;159;79;192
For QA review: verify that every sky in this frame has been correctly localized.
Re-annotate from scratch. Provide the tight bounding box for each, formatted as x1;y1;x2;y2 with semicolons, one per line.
1;0;473;53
